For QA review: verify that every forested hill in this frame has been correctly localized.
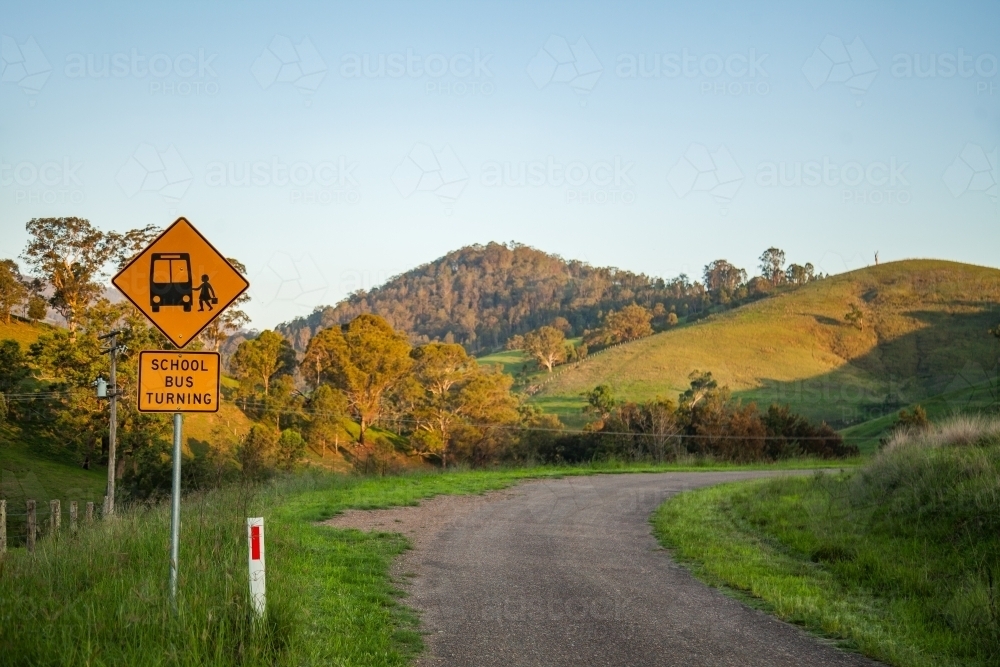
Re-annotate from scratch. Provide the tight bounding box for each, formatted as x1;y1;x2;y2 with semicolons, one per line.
278;242;708;353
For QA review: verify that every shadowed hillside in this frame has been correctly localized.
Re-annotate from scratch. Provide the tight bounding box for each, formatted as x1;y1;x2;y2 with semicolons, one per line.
532;260;1000;429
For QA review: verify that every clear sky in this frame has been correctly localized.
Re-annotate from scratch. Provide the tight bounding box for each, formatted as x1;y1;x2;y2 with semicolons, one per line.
2;0;998;328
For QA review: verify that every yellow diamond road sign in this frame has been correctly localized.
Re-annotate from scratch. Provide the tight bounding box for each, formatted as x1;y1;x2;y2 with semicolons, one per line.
113;217;249;348
138;351;220;413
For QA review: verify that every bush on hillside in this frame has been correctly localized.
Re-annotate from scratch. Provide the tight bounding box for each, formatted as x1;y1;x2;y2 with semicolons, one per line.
569;376;858;464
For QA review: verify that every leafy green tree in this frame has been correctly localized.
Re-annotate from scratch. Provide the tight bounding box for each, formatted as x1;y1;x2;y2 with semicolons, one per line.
303;314;412;445
411;343;474;395
0;340;31;393
255;374;302;431
0;260;27;324
515;406;565;462
275;428;306;470
236;425;277;481
702;260;747;303
523;326;566;372
108;224;161;270
409;343;475;465
230;330;296;396
505;334;524;351
550;316;572;335
787;263;814;285
603;304;654;342
448;369;520;464
406;342;522;466
759;247;787;287
21;218;115;339
305;384;351;456
845;303;865;330
584;384;616;422
301;326;342;390
26;294;47;323
680;370;719;409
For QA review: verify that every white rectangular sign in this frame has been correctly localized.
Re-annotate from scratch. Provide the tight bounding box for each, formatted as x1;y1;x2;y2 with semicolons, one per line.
247;517;266;617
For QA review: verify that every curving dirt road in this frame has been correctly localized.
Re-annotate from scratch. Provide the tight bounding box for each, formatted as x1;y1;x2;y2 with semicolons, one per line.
327;472;880;666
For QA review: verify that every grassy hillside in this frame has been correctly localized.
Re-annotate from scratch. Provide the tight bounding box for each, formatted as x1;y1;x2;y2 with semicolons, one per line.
0;318;51;348
478;348;532;377
184;402;254;457
533;260;1000;432
0;423;108;506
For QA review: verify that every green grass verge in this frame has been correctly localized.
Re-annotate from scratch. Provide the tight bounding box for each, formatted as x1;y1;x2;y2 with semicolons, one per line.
651;423;1000;667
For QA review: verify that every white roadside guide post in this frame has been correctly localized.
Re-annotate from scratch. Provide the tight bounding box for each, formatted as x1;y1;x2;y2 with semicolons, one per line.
247;517;266;618
111;217;249;610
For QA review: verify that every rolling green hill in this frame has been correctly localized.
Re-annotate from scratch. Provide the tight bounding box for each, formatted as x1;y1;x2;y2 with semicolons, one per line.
529;260;1000;433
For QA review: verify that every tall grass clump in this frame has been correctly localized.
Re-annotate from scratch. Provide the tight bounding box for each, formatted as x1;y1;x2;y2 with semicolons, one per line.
0;485;296;667
654;414;1000;667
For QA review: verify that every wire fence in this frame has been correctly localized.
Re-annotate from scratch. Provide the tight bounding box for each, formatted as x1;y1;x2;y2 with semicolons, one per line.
0;497;103;554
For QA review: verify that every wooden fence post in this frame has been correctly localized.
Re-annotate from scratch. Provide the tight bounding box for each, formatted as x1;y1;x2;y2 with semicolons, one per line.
26;500;36;554
86;502;94;524
50;499;61;537
0;499;6;555
70;501;78;534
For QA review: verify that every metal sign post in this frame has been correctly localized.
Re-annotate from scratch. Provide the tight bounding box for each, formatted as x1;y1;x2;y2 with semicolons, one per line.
112;216;248;611
169;413;182;608
136;351;219;610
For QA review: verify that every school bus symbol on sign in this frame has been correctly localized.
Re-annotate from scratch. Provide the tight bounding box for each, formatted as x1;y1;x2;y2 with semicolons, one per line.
113;217;249;348
138;351;220;413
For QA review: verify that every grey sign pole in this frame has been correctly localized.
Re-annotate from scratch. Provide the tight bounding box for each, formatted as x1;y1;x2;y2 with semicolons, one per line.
98;329;123;516
169;412;183;608
107;334;118;515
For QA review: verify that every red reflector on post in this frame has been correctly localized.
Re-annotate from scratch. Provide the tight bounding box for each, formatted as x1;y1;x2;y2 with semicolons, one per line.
251;525;261;560
247;517;266;618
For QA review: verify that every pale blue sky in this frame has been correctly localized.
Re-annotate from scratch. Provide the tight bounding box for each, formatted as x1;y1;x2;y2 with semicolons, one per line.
1;1;998;327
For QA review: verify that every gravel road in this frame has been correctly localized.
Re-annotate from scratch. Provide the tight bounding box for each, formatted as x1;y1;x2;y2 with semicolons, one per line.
325;471;880;666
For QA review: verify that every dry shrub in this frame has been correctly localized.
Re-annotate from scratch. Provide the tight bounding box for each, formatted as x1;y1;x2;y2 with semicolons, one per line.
883;414;1000;451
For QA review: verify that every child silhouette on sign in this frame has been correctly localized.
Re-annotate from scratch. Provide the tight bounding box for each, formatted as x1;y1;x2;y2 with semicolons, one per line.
198;275;217;312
